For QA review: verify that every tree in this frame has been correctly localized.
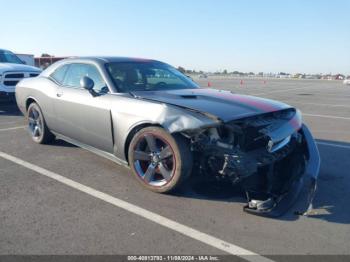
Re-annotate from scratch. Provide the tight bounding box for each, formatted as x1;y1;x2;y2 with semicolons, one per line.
177;66;186;74
41;53;52;57
223;69;228;74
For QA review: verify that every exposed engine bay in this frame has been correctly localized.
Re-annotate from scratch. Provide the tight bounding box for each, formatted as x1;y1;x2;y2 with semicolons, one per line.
184;108;316;217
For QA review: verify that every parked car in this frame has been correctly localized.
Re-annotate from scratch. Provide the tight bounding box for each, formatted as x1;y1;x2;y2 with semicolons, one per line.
343;79;350;85
0;49;41;98
15;57;320;217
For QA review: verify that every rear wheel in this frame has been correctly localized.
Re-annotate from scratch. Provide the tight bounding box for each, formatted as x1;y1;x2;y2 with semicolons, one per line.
128;126;192;193
27;103;54;144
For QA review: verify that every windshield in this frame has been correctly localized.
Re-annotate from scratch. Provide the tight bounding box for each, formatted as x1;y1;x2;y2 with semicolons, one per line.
0;51;24;64
106;61;199;92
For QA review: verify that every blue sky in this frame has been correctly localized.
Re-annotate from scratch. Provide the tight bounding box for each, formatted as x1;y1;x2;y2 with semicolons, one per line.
1;0;349;74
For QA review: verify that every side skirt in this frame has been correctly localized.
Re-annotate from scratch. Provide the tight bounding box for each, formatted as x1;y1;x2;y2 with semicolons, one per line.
53;132;129;168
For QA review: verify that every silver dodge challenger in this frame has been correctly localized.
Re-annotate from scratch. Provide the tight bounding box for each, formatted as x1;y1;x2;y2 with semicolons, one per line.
15;57;320;217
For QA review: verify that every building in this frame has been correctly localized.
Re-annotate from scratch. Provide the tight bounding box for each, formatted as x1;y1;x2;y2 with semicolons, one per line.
35;56;68;69
15;54;35;66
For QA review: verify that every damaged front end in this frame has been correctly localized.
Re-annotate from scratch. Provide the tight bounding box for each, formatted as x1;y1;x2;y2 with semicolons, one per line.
186;108;320;217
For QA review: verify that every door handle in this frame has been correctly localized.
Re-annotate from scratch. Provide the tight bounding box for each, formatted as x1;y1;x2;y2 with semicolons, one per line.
56;92;63;97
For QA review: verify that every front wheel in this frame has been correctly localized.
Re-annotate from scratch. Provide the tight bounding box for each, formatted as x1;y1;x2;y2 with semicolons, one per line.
128;126;192;193
27;102;54;144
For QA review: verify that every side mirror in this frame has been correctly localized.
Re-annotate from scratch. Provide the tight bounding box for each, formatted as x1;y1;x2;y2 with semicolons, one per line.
80;76;94;91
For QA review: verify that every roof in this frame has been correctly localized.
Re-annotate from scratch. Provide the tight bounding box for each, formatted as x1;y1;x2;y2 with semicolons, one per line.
40;56;164;78
0;48;10;53
64;56;160;63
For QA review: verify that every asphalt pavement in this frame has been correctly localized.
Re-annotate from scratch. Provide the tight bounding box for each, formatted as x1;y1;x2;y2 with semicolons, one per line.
1;79;349;260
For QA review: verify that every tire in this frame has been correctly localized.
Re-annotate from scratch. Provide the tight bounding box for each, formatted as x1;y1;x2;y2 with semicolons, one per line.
128;126;192;193
27;102;54;144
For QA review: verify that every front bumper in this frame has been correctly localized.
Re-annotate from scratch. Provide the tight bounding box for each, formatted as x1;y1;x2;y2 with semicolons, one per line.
0;91;16;101
243;124;320;217
0;82;15;102
0;81;15;93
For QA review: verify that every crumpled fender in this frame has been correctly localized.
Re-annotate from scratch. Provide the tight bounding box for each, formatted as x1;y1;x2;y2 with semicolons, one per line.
296;124;320;216
243;124;320;217
262;110;303;144
155;104;220;133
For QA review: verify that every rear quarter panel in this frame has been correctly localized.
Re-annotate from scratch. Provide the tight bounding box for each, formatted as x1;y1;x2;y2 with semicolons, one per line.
16;77;58;130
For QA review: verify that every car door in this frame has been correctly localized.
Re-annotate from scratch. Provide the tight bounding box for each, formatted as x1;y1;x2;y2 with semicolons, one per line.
53;63;114;153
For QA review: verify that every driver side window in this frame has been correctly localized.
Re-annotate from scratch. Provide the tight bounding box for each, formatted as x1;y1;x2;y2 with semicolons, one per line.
62;63;108;93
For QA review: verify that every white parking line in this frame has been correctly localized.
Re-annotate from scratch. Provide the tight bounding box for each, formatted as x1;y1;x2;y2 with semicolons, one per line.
299;93;350;98
313;130;349;135
0;126;26;132
0;151;273;262
251;85;333;96
252;88;307;96
298;97;350;102
317;142;350;150
0;120;25;125
285;102;350;108
303;113;350;120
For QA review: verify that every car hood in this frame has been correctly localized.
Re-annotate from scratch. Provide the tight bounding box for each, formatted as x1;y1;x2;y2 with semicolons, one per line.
132;88;292;122
0;63;41;73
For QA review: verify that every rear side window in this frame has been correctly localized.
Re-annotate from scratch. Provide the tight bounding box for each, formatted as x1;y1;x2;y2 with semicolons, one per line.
62;63;107;92
50;64;69;84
